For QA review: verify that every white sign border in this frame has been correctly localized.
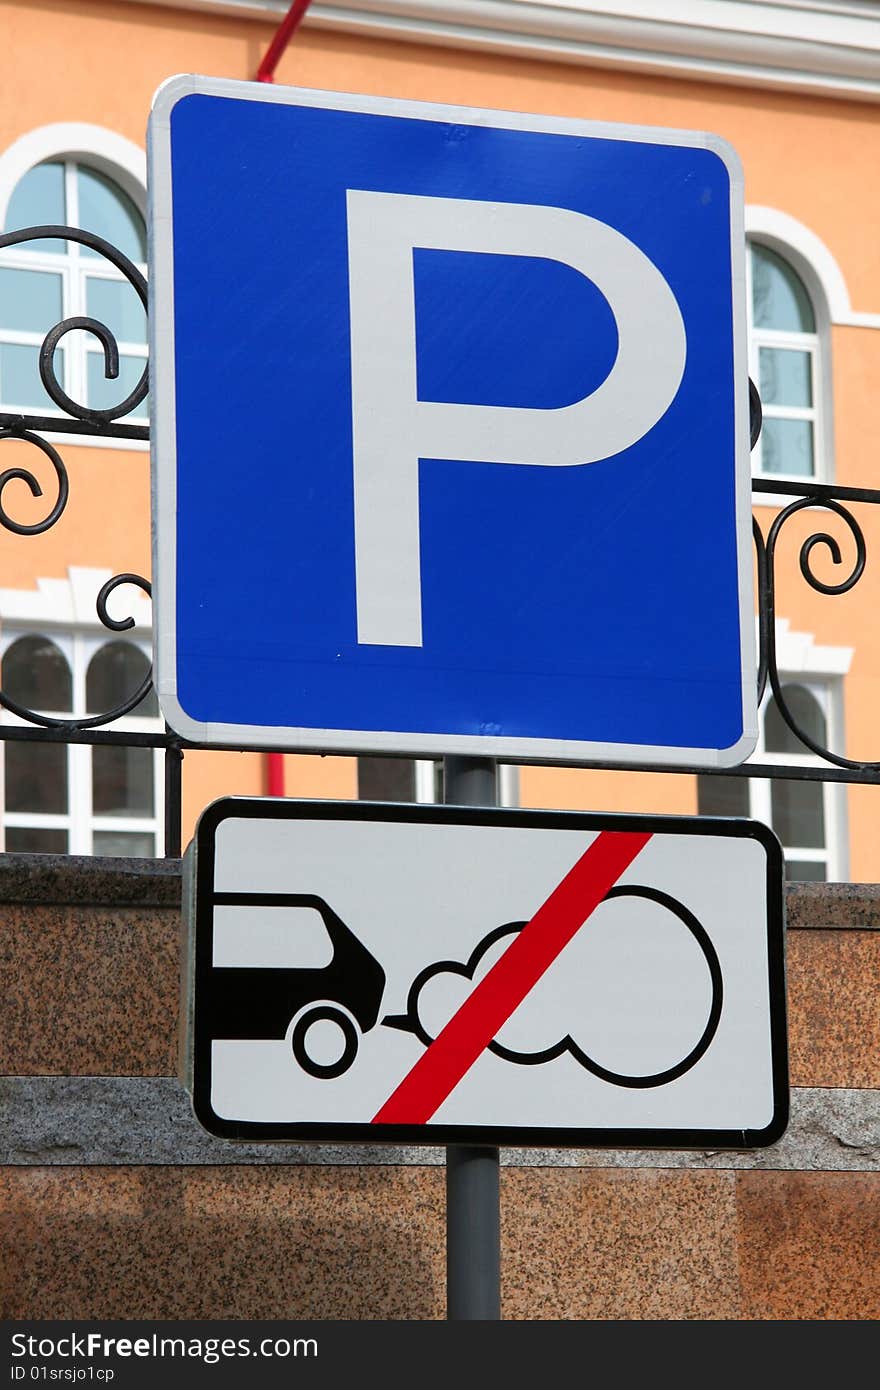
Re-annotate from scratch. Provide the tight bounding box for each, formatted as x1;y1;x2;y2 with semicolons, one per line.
184;797;788;1150
149;74;757;769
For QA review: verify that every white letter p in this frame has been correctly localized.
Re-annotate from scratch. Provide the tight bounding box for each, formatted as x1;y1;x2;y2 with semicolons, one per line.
346;191;686;647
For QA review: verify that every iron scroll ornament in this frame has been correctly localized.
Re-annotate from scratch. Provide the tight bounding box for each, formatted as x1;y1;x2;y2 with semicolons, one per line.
0;428;69;536
0;225;155;733
0;575;154;731
0;225;147;539
753;490;873;770
0;224;149;430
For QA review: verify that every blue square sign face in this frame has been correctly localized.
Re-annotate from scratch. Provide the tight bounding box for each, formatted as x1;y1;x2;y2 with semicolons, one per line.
149;77;756;767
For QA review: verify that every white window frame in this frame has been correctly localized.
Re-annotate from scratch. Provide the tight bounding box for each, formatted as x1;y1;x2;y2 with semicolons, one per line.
723;619;850;880
746;238;827;486
742;206;871;499
698;620;851;880
750;676;846;882
0;124;148;450
0;568;163;857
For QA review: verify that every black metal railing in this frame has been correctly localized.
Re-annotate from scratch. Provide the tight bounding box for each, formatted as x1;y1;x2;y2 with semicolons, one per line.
1;224;878;861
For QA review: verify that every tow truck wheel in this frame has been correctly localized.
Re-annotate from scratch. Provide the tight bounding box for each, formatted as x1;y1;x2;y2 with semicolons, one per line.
291;1004;359;1079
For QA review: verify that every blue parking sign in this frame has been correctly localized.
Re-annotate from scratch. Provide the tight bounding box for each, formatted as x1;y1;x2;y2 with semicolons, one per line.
149;76;756;767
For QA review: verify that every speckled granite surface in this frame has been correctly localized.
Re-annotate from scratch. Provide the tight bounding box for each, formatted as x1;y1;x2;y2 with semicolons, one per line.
0;1166;447;1321
2;859;878;1321
0;855;876;920
502;1168;880;1320
0;854;181;906
502;1168;741;1319
0;903;179;1074
786;931;880;1087
3;894;878;1083
3;1078;877;1169
735;1171;880;1320
2;1165;877;1320
783;881;880;930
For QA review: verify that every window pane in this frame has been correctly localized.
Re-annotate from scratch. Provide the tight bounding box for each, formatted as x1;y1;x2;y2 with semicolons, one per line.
0;343;65;412
697;774;750;818
5;826;68;853
751;244;815;332
92;829;155;858
358;756;416;802
92;744;155;815
86;277;146;347
4;162;67;253
77;167;146;262
786;859;826;882
759;347;813;408
86;642;157;716
770;778;825;849
5;740;68;813
86;351;147;419
760;417;814;476
3;636;72;711
765;687;827;754
0;266;63;334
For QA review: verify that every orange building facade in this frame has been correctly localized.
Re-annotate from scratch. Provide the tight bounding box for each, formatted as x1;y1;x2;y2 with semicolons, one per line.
1;0;879;880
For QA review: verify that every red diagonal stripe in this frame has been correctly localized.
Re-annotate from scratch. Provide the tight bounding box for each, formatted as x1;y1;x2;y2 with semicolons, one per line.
372;828;652;1125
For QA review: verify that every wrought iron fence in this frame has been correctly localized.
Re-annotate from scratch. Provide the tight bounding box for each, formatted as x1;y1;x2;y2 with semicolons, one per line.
1;224;878;862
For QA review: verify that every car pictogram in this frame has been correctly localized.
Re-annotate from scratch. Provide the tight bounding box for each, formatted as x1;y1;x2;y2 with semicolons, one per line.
207;893;386;1079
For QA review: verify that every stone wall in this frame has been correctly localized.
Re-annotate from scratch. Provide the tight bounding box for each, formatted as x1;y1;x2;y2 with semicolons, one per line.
1;858;878;1319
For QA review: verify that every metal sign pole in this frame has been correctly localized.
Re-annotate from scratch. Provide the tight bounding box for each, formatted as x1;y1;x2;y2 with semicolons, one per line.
443;754;501;1320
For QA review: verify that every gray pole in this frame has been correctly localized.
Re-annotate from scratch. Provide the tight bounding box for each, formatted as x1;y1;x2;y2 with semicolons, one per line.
443;754;501;1321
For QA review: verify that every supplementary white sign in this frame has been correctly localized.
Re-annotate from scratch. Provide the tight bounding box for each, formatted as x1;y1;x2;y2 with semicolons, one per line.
182;799;788;1149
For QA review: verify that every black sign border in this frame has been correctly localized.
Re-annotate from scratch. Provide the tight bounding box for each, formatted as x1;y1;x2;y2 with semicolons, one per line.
189;797;788;1151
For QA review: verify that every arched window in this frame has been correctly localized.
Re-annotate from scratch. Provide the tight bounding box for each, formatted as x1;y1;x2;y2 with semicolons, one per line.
763;685;828;873
697;678;843;881
764;682;826;753
747;241;825;481
2;636;71;850
0;156;146;422
86;640;157;717
1;621;163;858
86;642;157;852
3;634;72;712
